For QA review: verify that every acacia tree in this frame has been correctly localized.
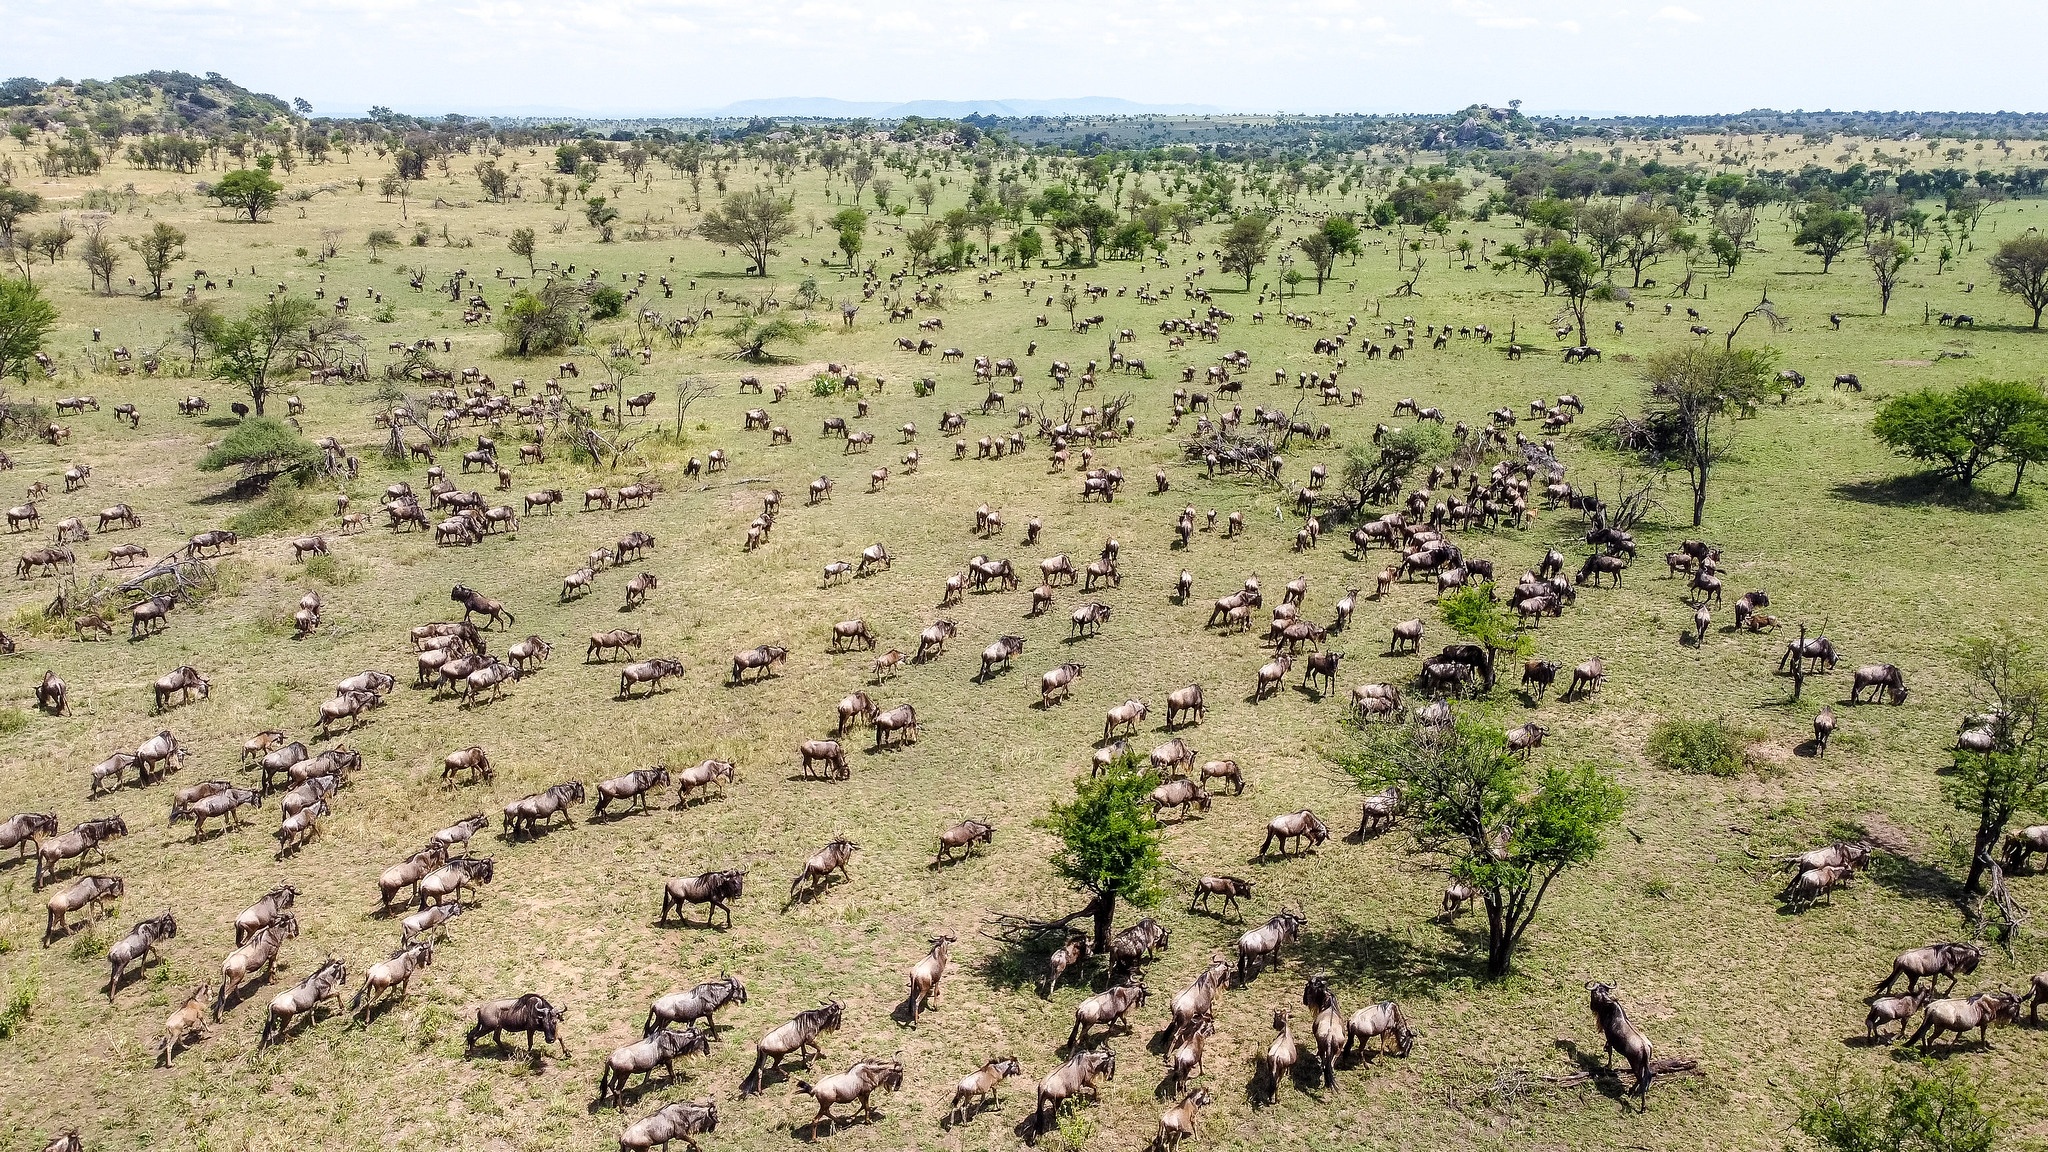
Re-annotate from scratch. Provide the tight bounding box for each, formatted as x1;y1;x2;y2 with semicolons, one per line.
1218;213;1274;292
1037;760;1165;953
125;222;186;299
1638;344;1776;526
697;189;796;276
210;294;322;415
0;275;57;384
1796;209;1863;272
211;168;283;223
508;227;537;274
1865;237;1911;315
1989;234;2048;329
1872;379;2048;494
1338;717;1624;978
1542;240;1600;345
1945;628;2046;902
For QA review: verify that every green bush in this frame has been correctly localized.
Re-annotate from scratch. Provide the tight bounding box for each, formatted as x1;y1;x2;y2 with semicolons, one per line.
197;416;323;487
228;481;321;537
1647;717;1748;777
0;979;35;1038
589;284;625;320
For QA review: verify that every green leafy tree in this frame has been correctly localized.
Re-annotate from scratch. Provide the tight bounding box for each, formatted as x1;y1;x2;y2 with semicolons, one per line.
914;179;937;214
197;415;323;488
473;159;511;203
210;294;322;416
365;229;398;262
1440;585;1531;676
1945;628;2048;901
1337;717;1624;978
210;168;284;223
588;285;625;321
1799;1064;1995;1152
697;189;796;276
1795;209;1863;272
499;280;581;357
1541;240;1601;345
584;197;620;242
125;223;186;299
1639;344;1777;526
0;188;40;249
0;275;57;384
175;300;223;371
508;227;537;274
1708;230;1743;275
1218;213;1275;292
720;316;806;362
1988;233;2048;329
1873;379;2048;493
1037;760;1165;953
1011;226;1044;268
1865;237;1912;315
1294;231;1334;292
905;220;942;274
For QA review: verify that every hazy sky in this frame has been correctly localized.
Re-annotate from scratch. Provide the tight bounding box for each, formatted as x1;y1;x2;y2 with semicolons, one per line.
7;0;2044;117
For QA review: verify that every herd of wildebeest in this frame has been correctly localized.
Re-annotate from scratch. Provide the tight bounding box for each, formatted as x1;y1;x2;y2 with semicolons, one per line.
6;278;2048;1152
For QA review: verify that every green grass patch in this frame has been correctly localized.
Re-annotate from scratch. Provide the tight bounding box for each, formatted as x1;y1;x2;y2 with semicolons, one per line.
1646;717;1752;777
298;553;362;586
0;978;36;1039
227;481;323;537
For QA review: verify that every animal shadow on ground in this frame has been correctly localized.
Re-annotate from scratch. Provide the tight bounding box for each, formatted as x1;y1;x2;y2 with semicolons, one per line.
1552;1038;1641;1110
1293;917;1481;997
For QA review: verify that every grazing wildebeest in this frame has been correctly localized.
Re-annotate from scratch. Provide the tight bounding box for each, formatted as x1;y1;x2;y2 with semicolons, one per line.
979;635;1025;680
466;992;568;1057
740;1000;844;1095
1260;810;1328;857
872;704;920;748
1343;999;1416;1059
798;739;848;781
1812;705;1837;755
1850;663;1908;705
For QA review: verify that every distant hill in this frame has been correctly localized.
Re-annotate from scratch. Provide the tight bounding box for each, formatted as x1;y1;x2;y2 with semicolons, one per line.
0;70;294;134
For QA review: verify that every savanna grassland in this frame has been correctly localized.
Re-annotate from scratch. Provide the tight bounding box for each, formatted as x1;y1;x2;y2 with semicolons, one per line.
3;123;2048;1152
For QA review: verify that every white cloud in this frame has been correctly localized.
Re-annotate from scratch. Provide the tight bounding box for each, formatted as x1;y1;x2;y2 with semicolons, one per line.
1656;5;1703;20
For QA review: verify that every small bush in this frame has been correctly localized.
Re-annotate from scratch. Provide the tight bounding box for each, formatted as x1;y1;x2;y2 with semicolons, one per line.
0;978;36;1038
0;707;27;735
810;374;840;397
228;482;321;537
299;554;361;586
1647;717;1749;777
588;285;625;320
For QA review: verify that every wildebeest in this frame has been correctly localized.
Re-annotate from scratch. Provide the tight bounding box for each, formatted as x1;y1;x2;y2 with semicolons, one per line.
731;644;788;683
352;940;435;1023
798;739;849;781
1150;777;1211;821
617;1098;719;1152
1865;986;1937;1043
661;869;747;929
619;658;685;698
595;766;671;815
980;635;1025;680
1875;942;1983;995
644;972;748;1036
158;983;213;1067
795;1056;903;1138
214;913;299;1019
903;933;957;1024
504;782;585;838
1167;683;1206;726
0;811;58;865
791;837;859;898
1191;875;1253;914
1850;663;1908;705
36;816;127;889
872;703;919;748
45;873;123;943
259;957;348;1046
674;759;737;806
105;910;177;999
1237;910;1306;982
1567;657;1606;701
451;584;516;629
949;1055;1023;1125
600;1023;713;1108
1587;981;1654;1109
588;628;643;661
741;1000;843;1094
466;992;568;1056
1068;979;1148;1048
1260;810;1328;857
1043;934;1091;996
1108;916;1171;976
935;818;994;864
417;856;495;909
1035;1048;1116;1135
1904;991;2022;1050
1041;661;1084;707
1343;999;1416;1059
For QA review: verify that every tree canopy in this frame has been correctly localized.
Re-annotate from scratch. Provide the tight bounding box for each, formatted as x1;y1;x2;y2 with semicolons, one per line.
0;275;56;384
210;293;323;415
1337;716;1623;978
1989;233;2048;329
1217;213;1274;292
1795;209;1863;271
211;168;284;223
1636;343;1777;526
196;415;322;487
499;280;581;357
1037;759;1165;952
1872;379;2048;494
697;189;796;276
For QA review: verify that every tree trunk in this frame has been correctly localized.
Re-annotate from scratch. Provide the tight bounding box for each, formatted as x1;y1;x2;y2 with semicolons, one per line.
1484;900;1512;979
2012;458;2029;498
1089;890;1116;955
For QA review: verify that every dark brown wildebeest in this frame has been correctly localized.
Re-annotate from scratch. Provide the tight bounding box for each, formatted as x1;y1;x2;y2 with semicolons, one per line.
1521;660;1561;700
741;1000;844;1095
619;658;685;699
466;992;568;1057
1260;810;1328;858
106;910;177;999
660;869;746;928
1167;683;1206;726
980;635;1025;680
1108;916;1171;976
450;584;516;629
503;782;585;838
214;913;299;1019
731;644;788;684
617;1098;719;1152
1237;910;1306;982
1566;657;1606;701
1303;651;1342;693
1587;982;1654;1109
934;819;994;864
